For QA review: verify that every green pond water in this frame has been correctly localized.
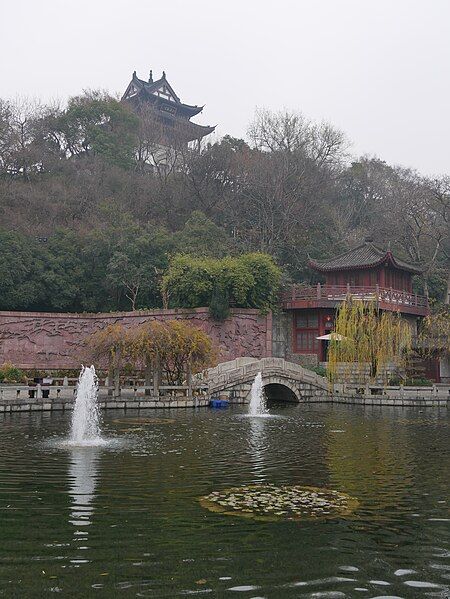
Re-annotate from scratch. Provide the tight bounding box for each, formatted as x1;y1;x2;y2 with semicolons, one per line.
0;403;449;598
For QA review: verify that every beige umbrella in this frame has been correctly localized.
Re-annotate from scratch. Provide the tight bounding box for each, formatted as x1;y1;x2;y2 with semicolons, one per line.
316;333;346;341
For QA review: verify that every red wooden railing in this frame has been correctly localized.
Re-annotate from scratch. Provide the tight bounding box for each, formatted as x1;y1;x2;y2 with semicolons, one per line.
281;284;428;309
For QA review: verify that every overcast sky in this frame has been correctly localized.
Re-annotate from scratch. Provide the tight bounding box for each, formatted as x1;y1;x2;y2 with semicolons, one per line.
1;0;449;175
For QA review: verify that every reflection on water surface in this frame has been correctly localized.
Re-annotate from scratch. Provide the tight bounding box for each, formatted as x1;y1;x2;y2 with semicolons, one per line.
0;403;448;597
68;448;99;528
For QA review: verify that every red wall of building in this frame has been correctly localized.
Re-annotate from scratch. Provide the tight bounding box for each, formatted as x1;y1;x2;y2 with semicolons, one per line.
0;308;272;370
293;308;335;361
324;266;412;292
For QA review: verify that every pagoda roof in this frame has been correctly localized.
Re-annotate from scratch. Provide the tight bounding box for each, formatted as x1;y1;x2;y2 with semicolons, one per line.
159;112;216;142
309;241;423;275
122;71;207;119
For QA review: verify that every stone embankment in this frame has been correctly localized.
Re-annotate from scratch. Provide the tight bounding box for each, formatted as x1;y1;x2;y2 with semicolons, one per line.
0;392;446;412
0;388;211;412
0;353;448;411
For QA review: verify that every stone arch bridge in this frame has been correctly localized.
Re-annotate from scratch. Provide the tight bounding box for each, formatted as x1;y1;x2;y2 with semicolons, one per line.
206;357;331;403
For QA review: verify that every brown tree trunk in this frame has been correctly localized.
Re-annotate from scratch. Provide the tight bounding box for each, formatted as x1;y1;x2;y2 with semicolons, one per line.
113;348;121;398
161;288;169;310
187;359;192;400
107;361;114;397
446;271;450;305
423;276;429;300
144;362;152;396
153;352;160;399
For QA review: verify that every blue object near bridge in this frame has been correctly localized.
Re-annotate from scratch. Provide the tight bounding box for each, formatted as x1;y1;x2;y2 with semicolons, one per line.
209;398;229;408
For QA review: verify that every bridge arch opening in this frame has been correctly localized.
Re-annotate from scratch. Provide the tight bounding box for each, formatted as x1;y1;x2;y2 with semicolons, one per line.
264;383;299;403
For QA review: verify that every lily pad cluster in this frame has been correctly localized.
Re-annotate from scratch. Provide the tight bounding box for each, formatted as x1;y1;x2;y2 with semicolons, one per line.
200;485;358;521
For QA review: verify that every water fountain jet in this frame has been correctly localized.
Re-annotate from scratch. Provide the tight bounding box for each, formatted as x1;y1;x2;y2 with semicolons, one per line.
69;366;104;446
248;372;268;416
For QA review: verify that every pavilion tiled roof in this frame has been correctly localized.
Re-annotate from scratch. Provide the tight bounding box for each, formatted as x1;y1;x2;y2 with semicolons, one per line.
309;242;423;274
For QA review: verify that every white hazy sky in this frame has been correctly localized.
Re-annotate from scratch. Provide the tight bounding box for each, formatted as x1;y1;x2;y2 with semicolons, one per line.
1;0;449;175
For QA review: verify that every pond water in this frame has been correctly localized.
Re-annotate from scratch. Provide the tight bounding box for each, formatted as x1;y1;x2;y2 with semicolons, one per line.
0;403;449;598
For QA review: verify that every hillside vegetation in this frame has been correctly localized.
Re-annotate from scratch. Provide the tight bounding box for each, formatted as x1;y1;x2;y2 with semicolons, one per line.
0;93;448;312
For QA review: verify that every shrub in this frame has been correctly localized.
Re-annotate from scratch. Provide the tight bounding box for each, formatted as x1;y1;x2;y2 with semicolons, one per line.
405;377;434;387
161;255;216;309
0;362;26;383
238;253;282;312
209;282;230;321
162;252;281;316
310;365;327;378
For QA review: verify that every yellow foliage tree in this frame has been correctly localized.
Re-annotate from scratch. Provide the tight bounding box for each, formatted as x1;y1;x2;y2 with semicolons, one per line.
327;299;412;384
86;323;131;394
87;323;130;365
419;306;450;357
89;320;216;389
131;320;216;385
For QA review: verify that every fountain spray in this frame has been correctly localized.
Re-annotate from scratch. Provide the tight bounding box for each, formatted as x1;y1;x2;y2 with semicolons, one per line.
70;366;102;445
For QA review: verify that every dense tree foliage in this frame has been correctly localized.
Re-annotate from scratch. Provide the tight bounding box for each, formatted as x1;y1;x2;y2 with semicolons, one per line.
0;93;448;313
162;253;281;314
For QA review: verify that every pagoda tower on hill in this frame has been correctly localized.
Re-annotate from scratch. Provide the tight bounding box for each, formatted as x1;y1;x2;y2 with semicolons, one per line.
122;70;215;166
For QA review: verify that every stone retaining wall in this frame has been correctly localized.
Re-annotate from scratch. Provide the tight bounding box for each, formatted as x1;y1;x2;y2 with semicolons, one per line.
0;308;272;370
327;395;448;407
0;393;446;412
0;396;210;412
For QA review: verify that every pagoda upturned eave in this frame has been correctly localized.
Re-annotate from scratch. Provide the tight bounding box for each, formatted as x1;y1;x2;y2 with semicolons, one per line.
170;119;216;142
308;242;422;275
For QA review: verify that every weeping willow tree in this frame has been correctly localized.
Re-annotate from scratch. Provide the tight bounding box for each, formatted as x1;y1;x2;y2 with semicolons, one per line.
86;324;131;396
419;307;450;358
327;299;412;384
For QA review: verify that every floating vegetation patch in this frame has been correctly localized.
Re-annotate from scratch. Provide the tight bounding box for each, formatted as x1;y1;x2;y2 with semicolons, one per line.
112;418;176;426
200;485;359;521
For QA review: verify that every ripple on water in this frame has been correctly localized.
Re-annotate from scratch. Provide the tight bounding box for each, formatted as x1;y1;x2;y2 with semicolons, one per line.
338;566;359;572
291;577;358;587
307;593;347;598
44;436;129;450
394;568;416;576
403;580;445;588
